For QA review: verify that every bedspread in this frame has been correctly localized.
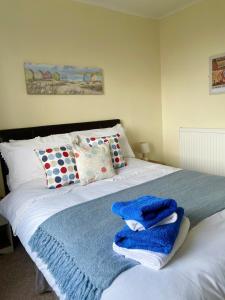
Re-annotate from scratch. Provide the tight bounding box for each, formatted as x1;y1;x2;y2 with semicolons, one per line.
28;169;225;300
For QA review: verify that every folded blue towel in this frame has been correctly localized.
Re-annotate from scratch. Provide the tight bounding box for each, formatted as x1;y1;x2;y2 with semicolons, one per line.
112;195;177;229
114;207;184;254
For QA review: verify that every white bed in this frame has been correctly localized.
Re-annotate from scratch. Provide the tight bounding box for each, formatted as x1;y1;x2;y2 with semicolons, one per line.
1;158;225;300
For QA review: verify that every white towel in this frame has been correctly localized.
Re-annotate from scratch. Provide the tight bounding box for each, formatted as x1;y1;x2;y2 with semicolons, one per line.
125;212;178;231
113;216;190;270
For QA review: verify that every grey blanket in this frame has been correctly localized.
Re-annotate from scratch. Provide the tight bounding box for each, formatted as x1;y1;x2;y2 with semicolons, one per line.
29;170;225;300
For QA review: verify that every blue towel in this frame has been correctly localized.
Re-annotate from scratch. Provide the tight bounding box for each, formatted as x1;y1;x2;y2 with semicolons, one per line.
112;195;177;229
114;207;184;254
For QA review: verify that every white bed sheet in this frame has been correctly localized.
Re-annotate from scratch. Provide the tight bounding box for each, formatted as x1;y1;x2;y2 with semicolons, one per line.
1;159;225;300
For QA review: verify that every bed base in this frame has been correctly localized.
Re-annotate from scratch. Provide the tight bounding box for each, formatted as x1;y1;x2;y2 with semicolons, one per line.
35;267;52;294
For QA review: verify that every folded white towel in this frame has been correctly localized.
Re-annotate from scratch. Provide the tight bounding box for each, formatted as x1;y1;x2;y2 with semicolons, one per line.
113;216;190;270
126;212;178;231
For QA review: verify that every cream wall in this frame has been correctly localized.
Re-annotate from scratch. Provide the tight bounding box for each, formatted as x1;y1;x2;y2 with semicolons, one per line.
0;0;163;195
0;0;162;150
160;0;225;166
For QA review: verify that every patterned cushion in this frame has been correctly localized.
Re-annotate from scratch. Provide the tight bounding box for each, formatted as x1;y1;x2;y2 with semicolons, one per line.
85;134;126;169
74;144;115;185
35;145;79;189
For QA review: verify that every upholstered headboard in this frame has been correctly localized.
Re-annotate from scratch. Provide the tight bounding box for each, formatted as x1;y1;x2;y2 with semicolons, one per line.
0;119;120;195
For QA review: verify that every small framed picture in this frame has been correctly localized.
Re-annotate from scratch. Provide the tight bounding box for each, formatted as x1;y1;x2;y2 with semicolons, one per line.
209;53;225;95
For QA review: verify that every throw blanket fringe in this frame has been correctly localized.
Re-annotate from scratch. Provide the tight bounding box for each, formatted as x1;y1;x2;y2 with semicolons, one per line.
29;227;101;300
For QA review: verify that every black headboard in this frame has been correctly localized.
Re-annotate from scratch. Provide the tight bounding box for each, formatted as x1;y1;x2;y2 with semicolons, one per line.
0;119;120;195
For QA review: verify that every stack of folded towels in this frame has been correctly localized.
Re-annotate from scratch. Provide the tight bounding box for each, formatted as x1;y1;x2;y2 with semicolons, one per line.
112;195;190;270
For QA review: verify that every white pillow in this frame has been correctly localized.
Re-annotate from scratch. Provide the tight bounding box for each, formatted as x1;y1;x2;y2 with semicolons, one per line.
0;133;75;191
74;144;115;185
9;137;38;145
37;133;77;147
0;139;45;191
72;124;135;158
9;132;77;147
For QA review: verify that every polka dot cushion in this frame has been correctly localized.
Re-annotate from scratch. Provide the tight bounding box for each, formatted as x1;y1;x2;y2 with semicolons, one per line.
35;145;79;189
85;134;126;169
74;143;115;185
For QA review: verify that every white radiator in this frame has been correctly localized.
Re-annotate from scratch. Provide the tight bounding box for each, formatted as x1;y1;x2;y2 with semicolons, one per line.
180;128;225;176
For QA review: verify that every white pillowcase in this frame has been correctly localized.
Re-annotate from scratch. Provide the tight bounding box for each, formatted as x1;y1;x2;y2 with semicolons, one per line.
9;137;38;146
0;133;74;191
38;133;77;147
73;124;135;158
0;138;45;191
74;144;115;185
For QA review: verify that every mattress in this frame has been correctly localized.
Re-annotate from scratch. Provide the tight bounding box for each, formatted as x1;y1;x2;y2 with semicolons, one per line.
1;158;225;300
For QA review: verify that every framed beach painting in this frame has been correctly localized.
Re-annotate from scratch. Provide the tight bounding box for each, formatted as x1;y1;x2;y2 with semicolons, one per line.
24;62;104;95
209;53;225;95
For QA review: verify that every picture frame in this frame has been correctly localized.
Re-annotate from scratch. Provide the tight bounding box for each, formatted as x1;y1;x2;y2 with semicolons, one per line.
24;62;104;95
209;53;225;95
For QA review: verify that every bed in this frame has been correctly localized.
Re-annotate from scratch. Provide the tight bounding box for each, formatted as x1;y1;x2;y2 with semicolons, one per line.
0;119;225;300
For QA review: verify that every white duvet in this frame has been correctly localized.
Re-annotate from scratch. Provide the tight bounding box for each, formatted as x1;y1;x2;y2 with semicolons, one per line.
1;158;225;300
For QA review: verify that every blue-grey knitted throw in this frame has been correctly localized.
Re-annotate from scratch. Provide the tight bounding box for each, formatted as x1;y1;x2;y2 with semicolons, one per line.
29;170;225;300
